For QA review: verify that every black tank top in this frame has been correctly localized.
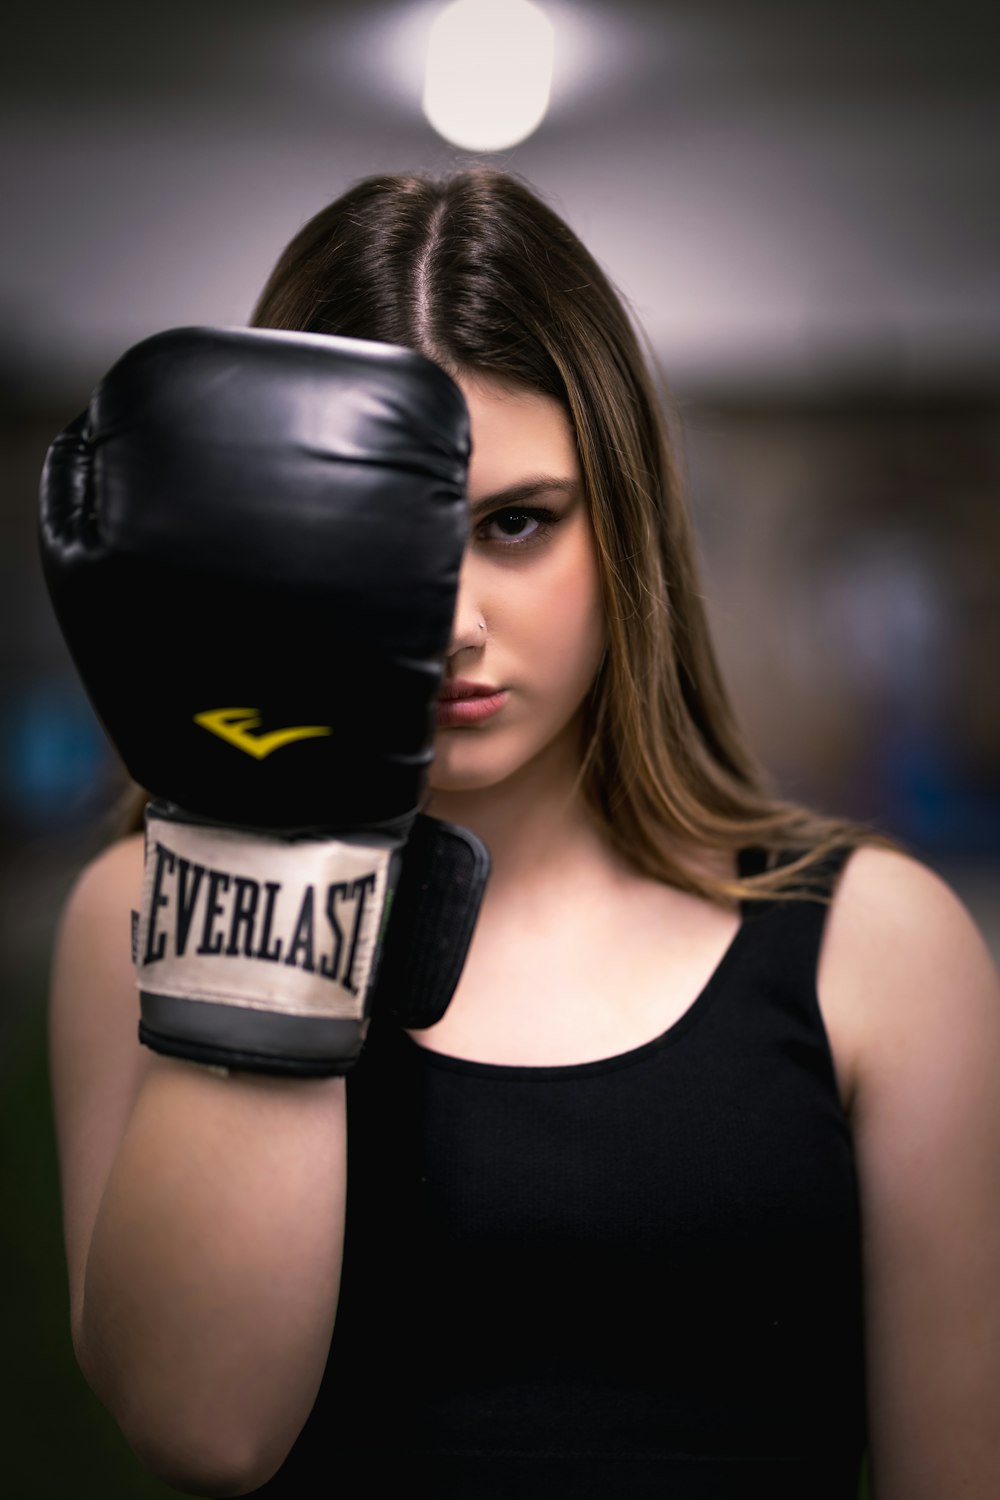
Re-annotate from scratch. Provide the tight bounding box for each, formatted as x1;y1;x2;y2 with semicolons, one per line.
247;844;867;1499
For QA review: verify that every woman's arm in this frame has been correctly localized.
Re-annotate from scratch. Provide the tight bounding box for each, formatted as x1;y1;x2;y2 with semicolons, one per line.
823;847;1000;1499
49;836;348;1496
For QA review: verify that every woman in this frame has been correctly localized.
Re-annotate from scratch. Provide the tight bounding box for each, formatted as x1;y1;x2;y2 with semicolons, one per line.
47;169;1000;1498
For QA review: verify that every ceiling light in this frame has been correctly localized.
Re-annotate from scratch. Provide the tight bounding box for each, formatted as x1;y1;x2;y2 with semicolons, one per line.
423;0;556;151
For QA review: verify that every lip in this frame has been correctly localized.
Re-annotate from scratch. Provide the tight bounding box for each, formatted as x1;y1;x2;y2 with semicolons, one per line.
438;679;503;702
436;690;508;727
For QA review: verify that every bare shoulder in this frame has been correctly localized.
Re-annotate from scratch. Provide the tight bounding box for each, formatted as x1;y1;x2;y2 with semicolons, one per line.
59;829;145;919
817;844;999;1104
51;831;147;1028
49;831;150;1353
823;841;994;965
819;844;1000;1496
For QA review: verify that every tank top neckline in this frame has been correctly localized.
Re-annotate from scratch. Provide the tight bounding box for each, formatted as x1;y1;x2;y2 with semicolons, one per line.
394;845;770;1081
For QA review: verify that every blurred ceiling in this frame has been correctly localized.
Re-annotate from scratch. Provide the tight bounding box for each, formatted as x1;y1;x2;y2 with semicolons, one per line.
2;0;998;397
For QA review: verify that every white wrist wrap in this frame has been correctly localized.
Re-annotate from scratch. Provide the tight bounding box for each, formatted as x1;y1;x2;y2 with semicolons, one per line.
136;812;395;1022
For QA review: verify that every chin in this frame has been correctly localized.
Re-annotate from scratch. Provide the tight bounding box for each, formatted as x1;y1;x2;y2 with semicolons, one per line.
427;737;526;795
426;764;512;795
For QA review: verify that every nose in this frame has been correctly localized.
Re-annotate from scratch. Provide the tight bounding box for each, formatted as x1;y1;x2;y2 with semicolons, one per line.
446;554;486;658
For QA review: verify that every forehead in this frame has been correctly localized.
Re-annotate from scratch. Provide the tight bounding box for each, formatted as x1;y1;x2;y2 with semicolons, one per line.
456;376;579;493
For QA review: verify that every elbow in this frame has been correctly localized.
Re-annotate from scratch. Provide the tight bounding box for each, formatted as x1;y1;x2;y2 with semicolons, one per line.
125;1422;272;1497
72;1315;304;1494
75;1344;289;1494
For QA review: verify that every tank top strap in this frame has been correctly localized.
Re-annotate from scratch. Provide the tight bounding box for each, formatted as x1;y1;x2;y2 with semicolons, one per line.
737;841;855;904
733;841;857;1022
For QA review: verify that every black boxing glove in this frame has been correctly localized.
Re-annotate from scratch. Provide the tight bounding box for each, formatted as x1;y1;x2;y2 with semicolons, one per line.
39;325;490;1076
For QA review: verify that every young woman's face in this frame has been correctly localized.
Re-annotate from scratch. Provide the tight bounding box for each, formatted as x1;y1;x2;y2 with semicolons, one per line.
427;374;607;793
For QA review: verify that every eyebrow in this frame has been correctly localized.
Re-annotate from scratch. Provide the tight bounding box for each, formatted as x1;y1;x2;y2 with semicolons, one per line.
468;476;580;522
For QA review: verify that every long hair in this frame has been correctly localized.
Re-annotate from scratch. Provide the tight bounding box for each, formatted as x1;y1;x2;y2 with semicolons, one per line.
118;167;907;905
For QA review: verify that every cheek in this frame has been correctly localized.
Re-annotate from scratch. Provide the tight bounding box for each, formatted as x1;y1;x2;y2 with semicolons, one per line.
534;541;606;684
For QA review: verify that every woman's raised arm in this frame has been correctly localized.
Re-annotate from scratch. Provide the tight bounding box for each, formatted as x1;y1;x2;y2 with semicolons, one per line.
49;834;348;1496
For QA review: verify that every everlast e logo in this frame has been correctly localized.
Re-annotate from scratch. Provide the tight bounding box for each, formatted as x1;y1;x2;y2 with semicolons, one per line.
143;840;377;997
194;708;333;759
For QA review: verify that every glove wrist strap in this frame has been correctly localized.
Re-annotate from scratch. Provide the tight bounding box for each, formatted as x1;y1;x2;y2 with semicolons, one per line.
137;808;399;1023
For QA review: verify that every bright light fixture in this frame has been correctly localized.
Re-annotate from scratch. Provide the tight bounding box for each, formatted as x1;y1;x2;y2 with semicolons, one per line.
423;0;556;151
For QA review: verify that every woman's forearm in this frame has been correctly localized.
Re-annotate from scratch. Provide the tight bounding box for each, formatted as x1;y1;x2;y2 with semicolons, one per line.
78;1052;347;1494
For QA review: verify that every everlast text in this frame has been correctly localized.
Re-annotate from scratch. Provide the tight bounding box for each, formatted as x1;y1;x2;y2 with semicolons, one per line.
142;840;377;996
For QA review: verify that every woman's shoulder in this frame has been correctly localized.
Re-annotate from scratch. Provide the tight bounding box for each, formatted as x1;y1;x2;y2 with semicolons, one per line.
817;842;1000;1109
816;843;1000;1494
51;831;147;1056
52;831;144;969
50;833;148;1095
49;831;151;1355
820;842;995;994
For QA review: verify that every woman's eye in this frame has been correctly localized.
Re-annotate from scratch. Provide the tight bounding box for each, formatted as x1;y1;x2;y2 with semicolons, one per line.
478;506;559;550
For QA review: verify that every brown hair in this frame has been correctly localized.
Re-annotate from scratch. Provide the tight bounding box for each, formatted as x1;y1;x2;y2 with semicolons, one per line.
118;167;908;905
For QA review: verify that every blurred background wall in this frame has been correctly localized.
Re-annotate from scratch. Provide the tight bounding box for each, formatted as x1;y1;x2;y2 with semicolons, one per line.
1;1;997;1494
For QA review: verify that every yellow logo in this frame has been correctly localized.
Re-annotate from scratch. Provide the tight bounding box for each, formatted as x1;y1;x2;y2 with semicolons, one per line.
193;708;333;760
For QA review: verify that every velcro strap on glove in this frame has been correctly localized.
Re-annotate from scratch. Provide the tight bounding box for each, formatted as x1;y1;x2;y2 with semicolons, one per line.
372;809;491;1029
